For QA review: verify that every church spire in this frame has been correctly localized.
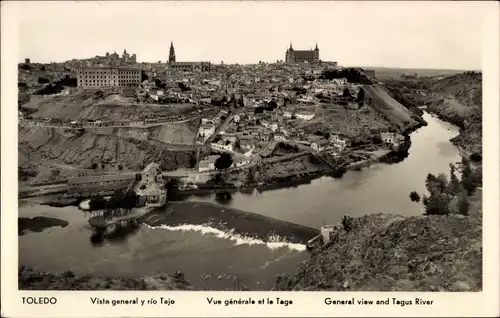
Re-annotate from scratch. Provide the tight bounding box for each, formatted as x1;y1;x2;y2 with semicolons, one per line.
168;42;176;64
315;43;319;50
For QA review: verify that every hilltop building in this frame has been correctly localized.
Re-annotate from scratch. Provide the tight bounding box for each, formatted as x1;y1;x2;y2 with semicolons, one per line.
76;66;141;88
87;50;137;66
285;43;320;64
167;42;211;72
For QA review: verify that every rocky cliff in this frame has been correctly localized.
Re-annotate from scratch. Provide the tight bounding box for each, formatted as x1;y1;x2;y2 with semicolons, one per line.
274;195;482;292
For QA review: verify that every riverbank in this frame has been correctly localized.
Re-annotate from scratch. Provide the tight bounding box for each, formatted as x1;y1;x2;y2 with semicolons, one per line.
141;201;320;245
19;266;192;290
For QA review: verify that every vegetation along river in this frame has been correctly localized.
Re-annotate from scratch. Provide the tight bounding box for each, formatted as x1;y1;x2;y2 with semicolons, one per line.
19;111;461;290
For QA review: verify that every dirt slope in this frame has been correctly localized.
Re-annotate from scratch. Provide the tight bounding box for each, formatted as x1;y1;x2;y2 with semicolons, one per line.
18;126;196;174
364;84;421;131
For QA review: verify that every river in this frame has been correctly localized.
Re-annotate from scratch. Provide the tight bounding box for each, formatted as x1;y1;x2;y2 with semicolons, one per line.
18;111;461;291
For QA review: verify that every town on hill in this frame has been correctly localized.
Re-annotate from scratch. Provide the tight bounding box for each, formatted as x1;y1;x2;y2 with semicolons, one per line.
17;43;483;294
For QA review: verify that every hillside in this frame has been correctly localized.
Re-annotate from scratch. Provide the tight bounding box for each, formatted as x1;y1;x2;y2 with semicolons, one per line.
22;91;201;121
367;67;468;81
19;266;192;290
18;125;198;184
383;72;482;160
274;191;482;292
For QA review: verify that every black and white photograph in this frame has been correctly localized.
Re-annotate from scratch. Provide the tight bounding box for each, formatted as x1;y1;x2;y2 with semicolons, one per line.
8;0;490;297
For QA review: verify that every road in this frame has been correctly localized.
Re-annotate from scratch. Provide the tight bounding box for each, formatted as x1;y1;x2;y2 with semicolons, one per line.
19;116;200;129
204;114;234;146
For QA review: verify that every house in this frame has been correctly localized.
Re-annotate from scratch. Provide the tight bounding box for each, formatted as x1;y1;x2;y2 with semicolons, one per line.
295;111;315;121
140;162;163;186
211;140;234;152
198;123;215;138
222;135;238;144
381;132;405;147
201;118;214;125
320;225;336;245
332;78;348;85
243;95;255;107
149;88;160;101
134;163;167;207
274;133;286;142
200;96;212;104
137;186;167;208
330;134;350;151
233;114;241;123
283;111;293;119
311;139;330;152
261;120;279;132
198;155;219;172
232;156;250;168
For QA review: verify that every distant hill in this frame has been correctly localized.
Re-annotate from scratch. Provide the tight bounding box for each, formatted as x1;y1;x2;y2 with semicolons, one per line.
359;67;475;81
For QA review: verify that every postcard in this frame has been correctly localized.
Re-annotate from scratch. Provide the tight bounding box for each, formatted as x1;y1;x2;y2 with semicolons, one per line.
1;1;499;317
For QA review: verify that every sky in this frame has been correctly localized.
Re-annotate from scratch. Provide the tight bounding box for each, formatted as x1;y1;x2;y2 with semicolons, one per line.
11;1;489;70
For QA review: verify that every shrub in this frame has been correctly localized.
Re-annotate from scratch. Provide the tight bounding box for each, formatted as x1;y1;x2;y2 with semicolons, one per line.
409;191;421;202
342;216;354;232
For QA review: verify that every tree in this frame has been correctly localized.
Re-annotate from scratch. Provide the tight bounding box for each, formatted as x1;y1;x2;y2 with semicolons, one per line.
178;82;190;91
422;192;450;215
457;190;470;215
254;107;264;114
356;87;365;102
460;157;478;195
267;100;278;110
214;153;233;170
409;191;421;203
154;79;166;89
342;88;351;97
422;173;451;215
342;216;354;232
89;195;106;211
447;163;462;196
141;71;149;82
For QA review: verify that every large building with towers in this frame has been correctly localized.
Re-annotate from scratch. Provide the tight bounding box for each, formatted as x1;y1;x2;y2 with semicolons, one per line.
285;43;320;64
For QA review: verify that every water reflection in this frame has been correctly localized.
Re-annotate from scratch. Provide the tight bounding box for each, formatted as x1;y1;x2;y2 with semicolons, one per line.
89;221;141;246
215;192;233;204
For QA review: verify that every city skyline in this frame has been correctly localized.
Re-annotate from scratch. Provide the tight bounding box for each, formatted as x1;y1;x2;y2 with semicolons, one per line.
14;1;487;69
